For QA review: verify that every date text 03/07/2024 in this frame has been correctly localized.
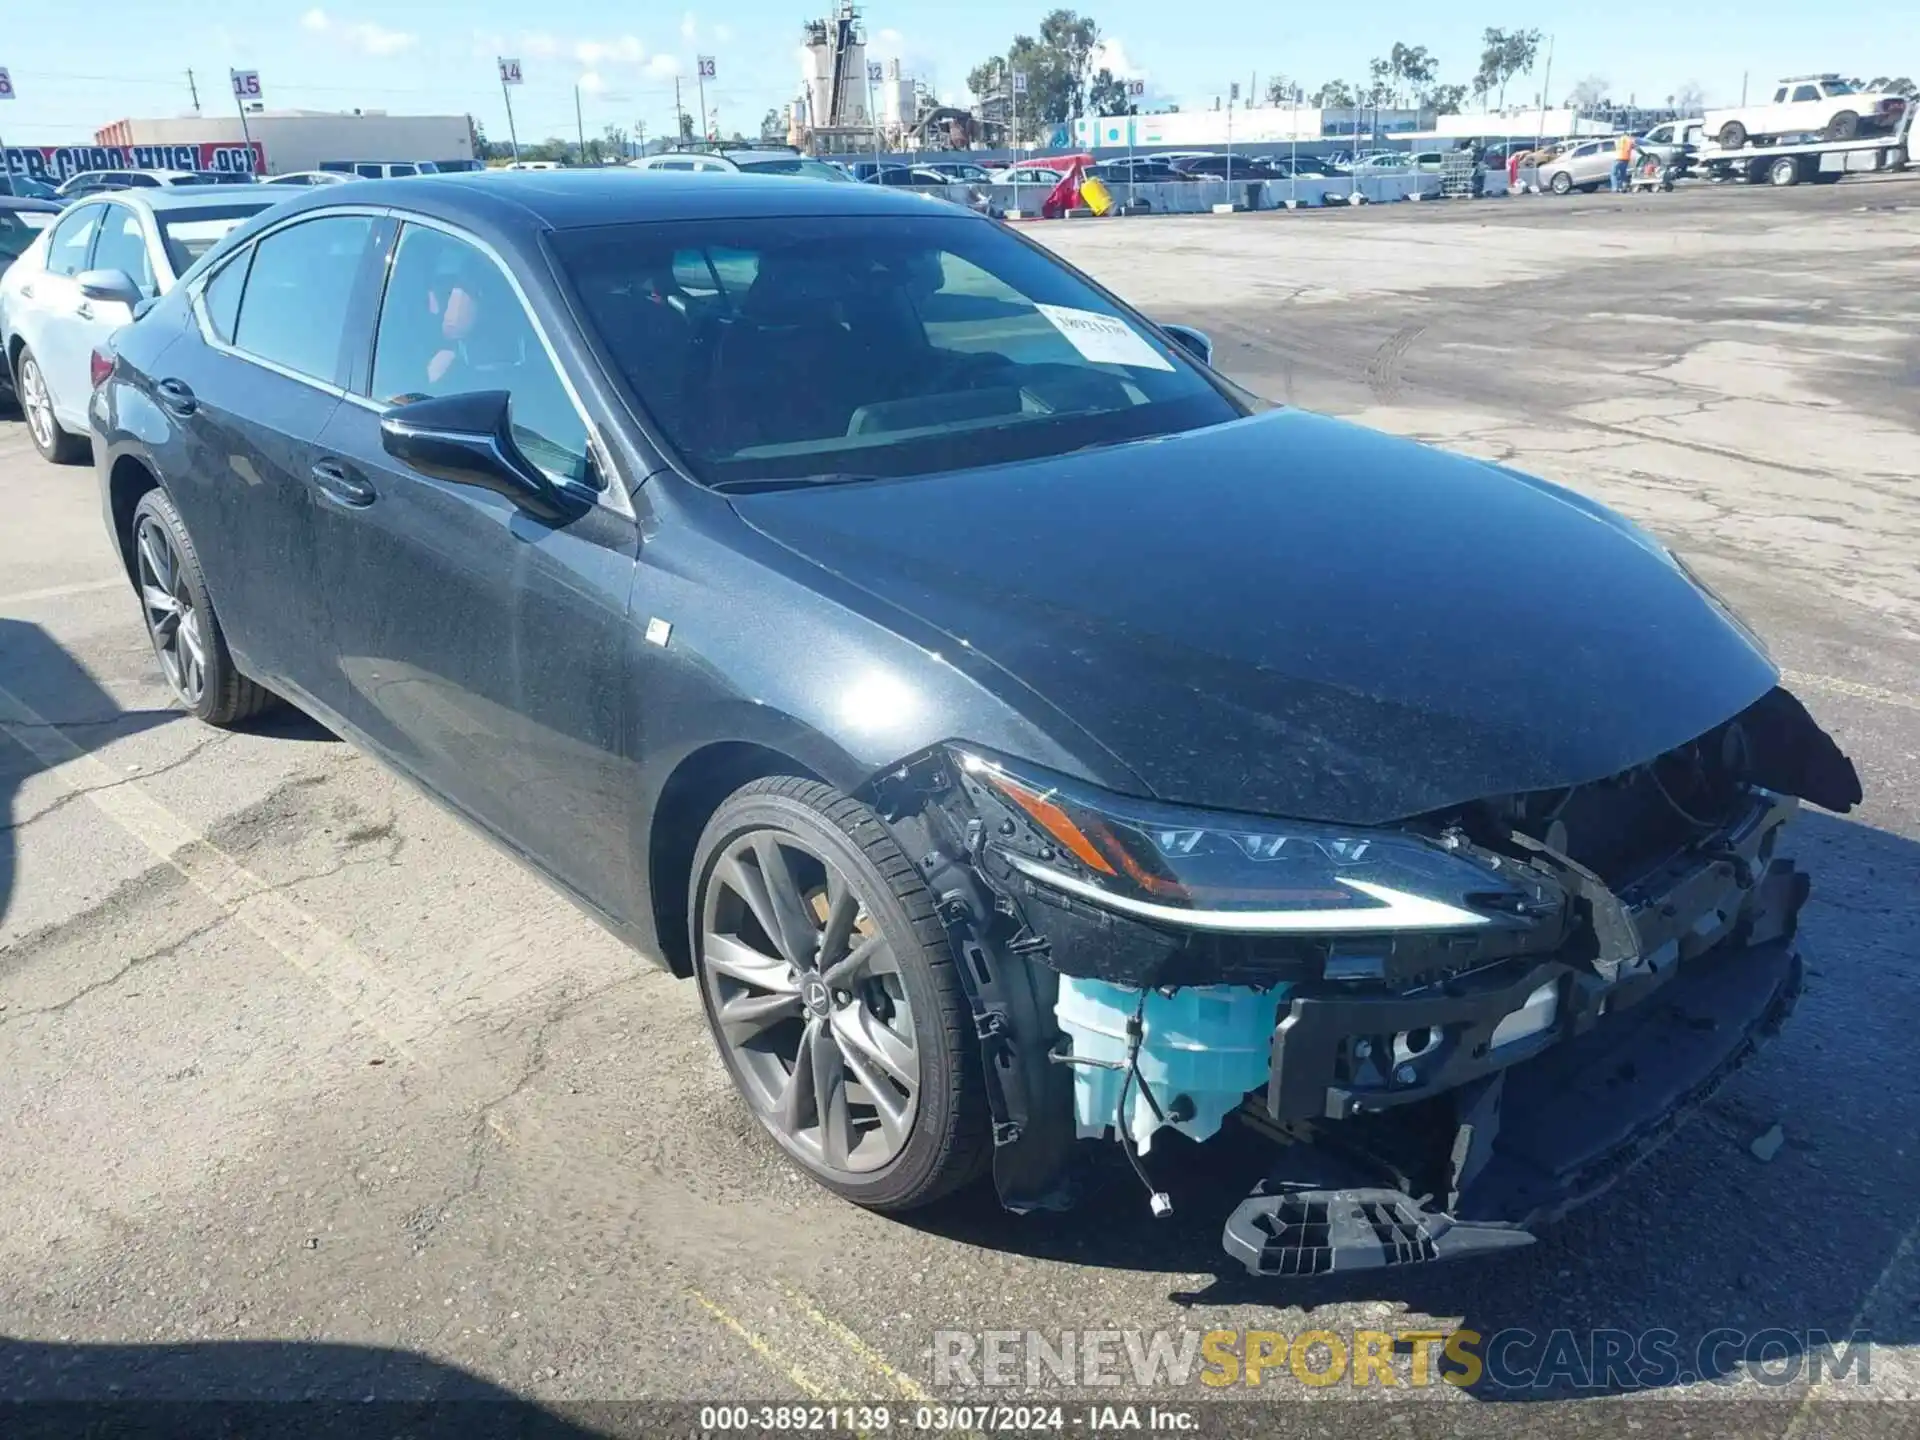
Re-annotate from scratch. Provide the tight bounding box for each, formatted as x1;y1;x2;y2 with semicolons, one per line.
696;1403;1199;1432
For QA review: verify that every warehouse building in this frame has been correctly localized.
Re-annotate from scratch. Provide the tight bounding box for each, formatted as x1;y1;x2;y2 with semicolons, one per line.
94;110;475;176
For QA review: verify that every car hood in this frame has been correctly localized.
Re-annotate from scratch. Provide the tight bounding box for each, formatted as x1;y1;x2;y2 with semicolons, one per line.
729;410;1780;824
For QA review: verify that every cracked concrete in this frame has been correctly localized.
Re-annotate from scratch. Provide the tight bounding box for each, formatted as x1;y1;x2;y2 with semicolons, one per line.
0;175;1916;1424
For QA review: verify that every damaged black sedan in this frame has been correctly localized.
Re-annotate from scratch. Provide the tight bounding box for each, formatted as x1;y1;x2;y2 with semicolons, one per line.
90;172;1861;1274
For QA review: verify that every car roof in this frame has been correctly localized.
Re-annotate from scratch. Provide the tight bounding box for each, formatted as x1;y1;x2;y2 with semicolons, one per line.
287;168;981;229
71;187;285;216
0;195;61;214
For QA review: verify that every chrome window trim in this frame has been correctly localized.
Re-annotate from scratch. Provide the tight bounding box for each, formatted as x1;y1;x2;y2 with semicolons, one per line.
342;209;629;520
185;207;389;401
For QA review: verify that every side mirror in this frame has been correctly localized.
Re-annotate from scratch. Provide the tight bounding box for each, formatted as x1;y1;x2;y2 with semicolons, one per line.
76;268;146;307
379;390;580;523
1160;323;1214;367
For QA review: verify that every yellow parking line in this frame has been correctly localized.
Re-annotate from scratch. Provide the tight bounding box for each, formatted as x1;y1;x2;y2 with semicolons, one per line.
0;578;125;608
0;681;446;1066
1781;1206;1920;1439
1780;670;1920;714
688;1289;831;1400
776;1282;931;1402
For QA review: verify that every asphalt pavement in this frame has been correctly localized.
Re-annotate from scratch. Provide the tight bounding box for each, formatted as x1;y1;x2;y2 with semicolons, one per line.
2;172;1917;1437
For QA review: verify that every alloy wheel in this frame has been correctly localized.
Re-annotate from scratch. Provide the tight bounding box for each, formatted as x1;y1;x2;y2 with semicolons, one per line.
135;515;207;705
700;828;920;1177
19;356;55;453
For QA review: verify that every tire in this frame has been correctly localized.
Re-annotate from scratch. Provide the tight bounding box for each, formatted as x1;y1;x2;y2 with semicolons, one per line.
689;776;990;1212
1549;170;1572;194
1769;156;1802;187
1825;111;1858;141
14;346;87;464
129;489;280;726
1719;121;1748;149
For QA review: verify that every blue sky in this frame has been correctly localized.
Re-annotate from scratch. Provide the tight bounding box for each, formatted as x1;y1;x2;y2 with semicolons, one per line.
0;0;1905;145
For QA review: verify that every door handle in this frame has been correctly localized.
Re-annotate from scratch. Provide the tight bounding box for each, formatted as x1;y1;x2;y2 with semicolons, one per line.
18;284;31;300
309;459;376;508
75;301;94;321
154;377;197;416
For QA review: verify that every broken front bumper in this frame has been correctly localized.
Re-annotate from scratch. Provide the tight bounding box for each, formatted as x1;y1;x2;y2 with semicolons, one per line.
1224;885;1805;1276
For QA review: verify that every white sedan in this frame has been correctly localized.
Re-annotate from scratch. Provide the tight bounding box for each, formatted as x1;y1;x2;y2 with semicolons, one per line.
1;188;283;463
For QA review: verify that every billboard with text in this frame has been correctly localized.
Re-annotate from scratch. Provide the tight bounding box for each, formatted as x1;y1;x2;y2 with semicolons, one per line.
1;141;268;184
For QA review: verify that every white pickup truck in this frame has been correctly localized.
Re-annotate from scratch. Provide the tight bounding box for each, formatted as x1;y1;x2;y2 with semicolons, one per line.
1704;75;1910;149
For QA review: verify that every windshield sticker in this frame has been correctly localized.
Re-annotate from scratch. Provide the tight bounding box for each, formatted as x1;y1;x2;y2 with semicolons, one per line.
1035;304;1175;371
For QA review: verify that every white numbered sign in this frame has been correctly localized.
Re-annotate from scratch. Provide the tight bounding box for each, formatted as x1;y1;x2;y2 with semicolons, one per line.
867;62;883;83
1012;72;1027;95
231;69;263;102
0;68;15;101
697;56;716;80
1127;79;1145;98
498;58;524;86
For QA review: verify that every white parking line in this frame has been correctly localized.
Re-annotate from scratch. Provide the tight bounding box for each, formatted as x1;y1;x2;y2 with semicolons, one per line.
0;578;125;609
1781;670;1920;715
0;681;448;1066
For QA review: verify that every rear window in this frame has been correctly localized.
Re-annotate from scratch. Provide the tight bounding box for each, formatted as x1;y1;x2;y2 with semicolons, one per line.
166;173;220;186
158;203;278;272
551;213;1244;488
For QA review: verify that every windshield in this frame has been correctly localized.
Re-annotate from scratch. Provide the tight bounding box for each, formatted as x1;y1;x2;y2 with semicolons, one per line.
552;213;1243;486
737;157;851;182
159;203;277;272
1821;79;1857;95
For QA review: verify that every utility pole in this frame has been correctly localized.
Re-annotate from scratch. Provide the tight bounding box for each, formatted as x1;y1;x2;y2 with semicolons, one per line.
674;76;685;142
186;68;201;114
574;84;586;163
1535;34;1554;152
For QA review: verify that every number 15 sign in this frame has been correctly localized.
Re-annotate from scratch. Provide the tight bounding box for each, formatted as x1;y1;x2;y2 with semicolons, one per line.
230;69;263;102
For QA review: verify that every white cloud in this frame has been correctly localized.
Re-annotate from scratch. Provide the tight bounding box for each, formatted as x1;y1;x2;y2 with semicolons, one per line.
343;21;415;57
646;53;681;79
578;71;607;94
522;31;562;59
305;10;414;57
713;23;734;43
1089;38;1142;79
680;12;698;42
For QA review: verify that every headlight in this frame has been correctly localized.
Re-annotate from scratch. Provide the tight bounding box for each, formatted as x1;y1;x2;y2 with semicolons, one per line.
953;749;1534;935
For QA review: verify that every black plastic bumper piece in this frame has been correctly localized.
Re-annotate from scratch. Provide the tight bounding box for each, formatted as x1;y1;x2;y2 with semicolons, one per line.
1224;935;1802;1276
1224;1186;1534;1276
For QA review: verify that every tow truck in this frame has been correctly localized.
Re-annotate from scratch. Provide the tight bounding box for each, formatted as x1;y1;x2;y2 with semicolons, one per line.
1688;102;1913;187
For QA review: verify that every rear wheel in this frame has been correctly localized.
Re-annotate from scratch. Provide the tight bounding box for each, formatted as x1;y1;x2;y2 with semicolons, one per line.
1825;111;1859;141
1719;121;1748;149
130;489;280;726
689;777;990;1212
15;347;87;464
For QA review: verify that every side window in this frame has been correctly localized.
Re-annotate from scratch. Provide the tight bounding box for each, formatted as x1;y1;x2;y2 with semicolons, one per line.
355;163;383;179
1772;87;1789;104
370;224;591;488
87;204;158;297
388;164;417;177
124;173;159;188
200;248;251;343
44;206;101;277
232;214;374;382
1792;85;1820;103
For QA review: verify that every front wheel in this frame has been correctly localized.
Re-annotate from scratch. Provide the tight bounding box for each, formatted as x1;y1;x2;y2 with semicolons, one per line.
1549;170;1573;194
1719;121;1748;149
15;347;87;464
1769;156;1802;187
690;777;990;1212
129;489;280;726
